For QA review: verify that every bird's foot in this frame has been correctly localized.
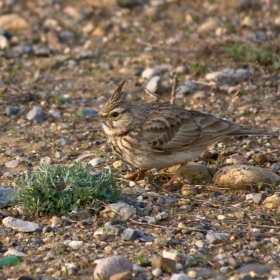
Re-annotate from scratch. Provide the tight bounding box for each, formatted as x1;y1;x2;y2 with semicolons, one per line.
163;181;182;192
124;168;150;181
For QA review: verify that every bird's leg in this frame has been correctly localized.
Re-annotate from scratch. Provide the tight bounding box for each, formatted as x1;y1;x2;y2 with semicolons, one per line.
164;163;187;190
124;168;150;181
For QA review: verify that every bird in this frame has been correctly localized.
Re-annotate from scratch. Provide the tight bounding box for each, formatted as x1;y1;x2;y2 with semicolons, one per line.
94;81;270;189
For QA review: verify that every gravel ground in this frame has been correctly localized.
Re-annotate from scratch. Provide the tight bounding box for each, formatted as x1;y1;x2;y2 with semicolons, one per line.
0;0;280;279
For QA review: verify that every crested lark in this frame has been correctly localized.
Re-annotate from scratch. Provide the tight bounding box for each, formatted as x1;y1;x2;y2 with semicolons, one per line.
95;81;270;188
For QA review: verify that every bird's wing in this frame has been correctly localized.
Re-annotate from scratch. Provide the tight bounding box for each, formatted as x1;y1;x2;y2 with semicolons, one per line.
142;104;241;154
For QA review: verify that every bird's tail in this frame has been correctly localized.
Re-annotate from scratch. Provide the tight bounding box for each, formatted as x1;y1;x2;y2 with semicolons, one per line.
229;127;271;137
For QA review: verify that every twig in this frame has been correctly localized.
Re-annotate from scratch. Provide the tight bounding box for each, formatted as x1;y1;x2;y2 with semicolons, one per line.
170;76;179;105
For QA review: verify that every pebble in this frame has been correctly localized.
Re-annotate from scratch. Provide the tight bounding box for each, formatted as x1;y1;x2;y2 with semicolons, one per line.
89;157;106;167
4;146;21;156
122;228;141;241
150;257;177;273
58;30;74;42
5;106;20;117
68;240;84;250
252;153;268;165
4;248;27;257
100;202;136;220
168;162;210;184
2;217;42;232
138;235;155;242
170;274;194;280
55;151;65;158
5;159;22;168
145;76;162;94
263;194;280;210
147;216;158;224
49;110;61;118
213;164;280;188
26;106;44;124
181;185;198;196
141;68;160;79
40;156;53;165
154;237;168;247
176;82;197;97
109;270;132;280
271;163;280;171
195;240;206;249
155;212;168;220
113;160;123;169
50;216;63;227
94;225;122;240
206;232;228;244
0;13;29;31
187;267;226;280
62;262;79;275
245;193;254;200
93;255;133;279
0;35;9;49
225;154;248;165
152;268;162;277
205;69;251;84
3;172;14;178
230;263;271;280
252;192;268;205
197;17;220;35
0;187;15;208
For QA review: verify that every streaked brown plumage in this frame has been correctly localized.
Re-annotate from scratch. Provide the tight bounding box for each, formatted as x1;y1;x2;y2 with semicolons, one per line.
95;81;270;187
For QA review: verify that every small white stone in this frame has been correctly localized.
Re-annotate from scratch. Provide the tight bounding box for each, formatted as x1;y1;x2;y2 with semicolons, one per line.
162;249;179;260
217;215;226;220
5;159;22;168
89;157;106;167
129;181;136;187
246;194;254;200
68;240;84;250
152;268;162;277
0;35;9;49
2;217;41;232
4;249;27;257
145;76;161;94
141;68;160;79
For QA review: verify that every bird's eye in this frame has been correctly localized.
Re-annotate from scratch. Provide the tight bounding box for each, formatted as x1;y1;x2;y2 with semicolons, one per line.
111;111;119;118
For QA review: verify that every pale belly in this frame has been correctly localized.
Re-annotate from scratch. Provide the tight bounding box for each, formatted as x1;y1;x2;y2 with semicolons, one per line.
108;135;202;169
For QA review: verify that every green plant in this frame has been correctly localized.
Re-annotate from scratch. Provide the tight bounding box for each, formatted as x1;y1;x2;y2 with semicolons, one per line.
269;182;277;191
226;44;280;72
93;150;100;157
82;232;88;240
14;161;120;215
134;254;145;264
257;182;264;191
59;245;67;254
175;245;181;252
191;62;206;76
9;66;20;75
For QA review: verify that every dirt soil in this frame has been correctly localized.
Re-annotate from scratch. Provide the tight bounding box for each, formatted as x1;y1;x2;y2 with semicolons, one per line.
0;0;280;279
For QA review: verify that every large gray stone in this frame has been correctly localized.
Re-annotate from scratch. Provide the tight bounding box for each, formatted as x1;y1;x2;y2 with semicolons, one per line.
0;187;15;208
94;256;133;280
2;217;42;232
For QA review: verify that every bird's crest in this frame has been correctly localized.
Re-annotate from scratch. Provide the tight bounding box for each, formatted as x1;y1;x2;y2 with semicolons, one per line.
109;81;125;103
100;81;126;114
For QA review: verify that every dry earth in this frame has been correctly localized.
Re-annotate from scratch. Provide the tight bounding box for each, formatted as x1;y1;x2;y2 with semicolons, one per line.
0;0;280;279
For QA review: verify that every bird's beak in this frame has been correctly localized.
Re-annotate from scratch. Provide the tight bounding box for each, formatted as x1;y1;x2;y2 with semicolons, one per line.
87;113;105;123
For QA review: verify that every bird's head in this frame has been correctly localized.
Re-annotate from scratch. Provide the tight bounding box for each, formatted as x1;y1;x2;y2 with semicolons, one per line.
95;81;136;135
